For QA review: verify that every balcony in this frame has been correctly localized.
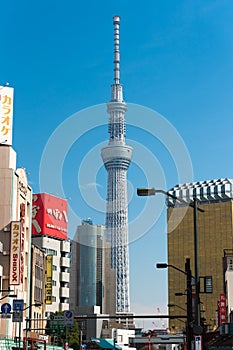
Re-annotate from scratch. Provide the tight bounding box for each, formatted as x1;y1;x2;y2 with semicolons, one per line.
60;287;69;298
61;241;70;253
60;302;69;312
60;272;70;283
61;257;70;268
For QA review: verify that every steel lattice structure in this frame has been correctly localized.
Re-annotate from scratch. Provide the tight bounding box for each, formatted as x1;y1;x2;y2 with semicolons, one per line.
101;16;132;313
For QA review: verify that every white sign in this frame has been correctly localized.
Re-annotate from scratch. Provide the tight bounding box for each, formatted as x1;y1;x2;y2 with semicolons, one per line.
195;335;202;350
0;85;14;146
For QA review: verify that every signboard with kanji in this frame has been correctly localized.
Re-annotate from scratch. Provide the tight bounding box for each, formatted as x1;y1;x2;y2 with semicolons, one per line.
45;255;53;304
50;315;66;333
9;221;21;285
13;299;24;311
0;85;14;145
32;193;68;240
12;310;23;322
218;294;227;327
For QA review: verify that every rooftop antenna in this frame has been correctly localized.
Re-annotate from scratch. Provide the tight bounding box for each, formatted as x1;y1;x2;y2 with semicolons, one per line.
113;16;120;84
111;16;124;102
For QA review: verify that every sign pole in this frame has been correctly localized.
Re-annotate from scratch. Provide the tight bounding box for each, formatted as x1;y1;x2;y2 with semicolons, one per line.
19;320;21;350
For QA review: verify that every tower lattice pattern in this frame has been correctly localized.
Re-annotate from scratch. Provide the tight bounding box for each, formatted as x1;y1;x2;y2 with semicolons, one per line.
101;16;132;313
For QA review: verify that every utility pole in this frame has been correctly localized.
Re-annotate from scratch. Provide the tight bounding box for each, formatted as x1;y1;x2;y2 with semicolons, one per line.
186;258;193;350
193;198;201;329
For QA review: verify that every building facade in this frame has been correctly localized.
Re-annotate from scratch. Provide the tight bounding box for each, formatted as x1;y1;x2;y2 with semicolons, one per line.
0;144;33;338
101;16;132;315
32;193;70;315
167;178;233;331
29;243;46;338
223;250;233;324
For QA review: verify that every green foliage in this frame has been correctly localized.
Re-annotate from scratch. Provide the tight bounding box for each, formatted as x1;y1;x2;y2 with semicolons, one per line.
67;320;80;350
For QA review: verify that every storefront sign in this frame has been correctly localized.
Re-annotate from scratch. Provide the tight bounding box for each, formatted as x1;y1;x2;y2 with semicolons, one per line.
9;221;21;285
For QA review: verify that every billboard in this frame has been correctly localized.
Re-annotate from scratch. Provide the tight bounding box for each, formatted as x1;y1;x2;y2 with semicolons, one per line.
0;85;14;145
32;193;68;240
9;221;21;285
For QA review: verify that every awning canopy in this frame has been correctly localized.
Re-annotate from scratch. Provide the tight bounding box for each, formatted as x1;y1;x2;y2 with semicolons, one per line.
90;338;122;349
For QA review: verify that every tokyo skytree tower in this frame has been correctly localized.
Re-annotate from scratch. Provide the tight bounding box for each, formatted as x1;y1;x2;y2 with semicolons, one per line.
101;16;132;313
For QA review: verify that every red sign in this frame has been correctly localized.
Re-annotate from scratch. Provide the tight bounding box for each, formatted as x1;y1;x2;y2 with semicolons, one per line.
32;193;68;240
9;221;21;285
218;294;227;326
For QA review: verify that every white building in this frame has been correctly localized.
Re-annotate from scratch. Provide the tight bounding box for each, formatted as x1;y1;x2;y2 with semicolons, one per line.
32;193;70;315
0;147;33;338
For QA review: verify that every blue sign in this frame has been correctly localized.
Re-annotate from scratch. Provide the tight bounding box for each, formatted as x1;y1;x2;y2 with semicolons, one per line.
1;302;11;314
13;299;24;311
64;310;73;319
64;310;74;327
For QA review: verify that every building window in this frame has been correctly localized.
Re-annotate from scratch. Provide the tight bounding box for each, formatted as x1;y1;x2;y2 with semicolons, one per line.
45;249;57;256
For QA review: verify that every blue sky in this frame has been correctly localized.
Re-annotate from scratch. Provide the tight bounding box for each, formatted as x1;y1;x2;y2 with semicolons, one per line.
2;0;233;329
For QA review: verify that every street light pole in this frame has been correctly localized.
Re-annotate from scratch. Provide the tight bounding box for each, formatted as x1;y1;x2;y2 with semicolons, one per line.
167;304;186;312
193;198;200;329
137;187;204;334
156;259;193;350
185;258;193;350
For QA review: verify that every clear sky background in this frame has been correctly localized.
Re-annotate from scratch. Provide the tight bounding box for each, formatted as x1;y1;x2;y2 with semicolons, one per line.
2;0;233;329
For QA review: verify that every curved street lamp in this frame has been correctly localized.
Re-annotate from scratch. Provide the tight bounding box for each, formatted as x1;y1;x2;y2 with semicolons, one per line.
137;187;204;332
167;304;186;312
156;259;193;350
0;293;17;301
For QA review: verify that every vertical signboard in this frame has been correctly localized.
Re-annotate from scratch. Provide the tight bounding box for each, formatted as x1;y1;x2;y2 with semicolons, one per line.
45;255;53;304
218;294;227;327
9;221;21;285
0;86;14;145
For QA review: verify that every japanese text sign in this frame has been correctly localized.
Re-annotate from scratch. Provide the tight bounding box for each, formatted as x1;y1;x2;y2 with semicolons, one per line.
0;86;14;145
218;294;227;326
32;193;68;240
9;221;21;285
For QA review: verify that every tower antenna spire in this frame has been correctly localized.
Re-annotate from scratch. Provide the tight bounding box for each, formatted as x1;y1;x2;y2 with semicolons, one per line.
101;16;133;316
113;16;120;84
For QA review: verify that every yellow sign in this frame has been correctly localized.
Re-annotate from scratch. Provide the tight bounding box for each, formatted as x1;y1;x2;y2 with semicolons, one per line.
45;255;53;304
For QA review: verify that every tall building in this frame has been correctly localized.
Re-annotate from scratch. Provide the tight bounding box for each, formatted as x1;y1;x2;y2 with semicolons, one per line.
167;178;233;331
101;16;132;314
32;193;70;315
70;220;113;340
70;219;106;312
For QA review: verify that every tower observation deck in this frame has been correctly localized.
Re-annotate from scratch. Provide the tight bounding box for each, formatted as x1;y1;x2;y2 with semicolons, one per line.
101;16;132;313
